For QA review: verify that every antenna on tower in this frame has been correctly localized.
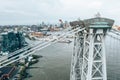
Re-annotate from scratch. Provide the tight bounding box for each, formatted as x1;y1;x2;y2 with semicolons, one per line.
95;12;101;18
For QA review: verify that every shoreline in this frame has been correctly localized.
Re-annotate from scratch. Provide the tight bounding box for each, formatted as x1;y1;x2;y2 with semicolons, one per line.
13;54;43;80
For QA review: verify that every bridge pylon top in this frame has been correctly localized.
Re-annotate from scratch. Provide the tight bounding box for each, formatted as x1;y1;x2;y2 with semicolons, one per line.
89;22;111;29
83;17;114;29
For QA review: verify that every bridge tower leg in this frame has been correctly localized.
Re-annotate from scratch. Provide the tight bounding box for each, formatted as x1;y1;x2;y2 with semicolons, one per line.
70;26;84;80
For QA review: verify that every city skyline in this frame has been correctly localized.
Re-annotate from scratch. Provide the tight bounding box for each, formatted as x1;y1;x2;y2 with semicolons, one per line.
0;0;120;25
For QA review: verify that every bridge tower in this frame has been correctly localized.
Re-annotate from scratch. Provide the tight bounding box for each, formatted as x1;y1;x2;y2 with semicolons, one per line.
70;17;114;80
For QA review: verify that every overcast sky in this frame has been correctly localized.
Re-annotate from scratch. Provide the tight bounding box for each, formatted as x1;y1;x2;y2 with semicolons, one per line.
0;0;119;25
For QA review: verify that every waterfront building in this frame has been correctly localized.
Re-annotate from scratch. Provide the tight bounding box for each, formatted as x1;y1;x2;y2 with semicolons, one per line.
0;66;16;80
0;31;27;55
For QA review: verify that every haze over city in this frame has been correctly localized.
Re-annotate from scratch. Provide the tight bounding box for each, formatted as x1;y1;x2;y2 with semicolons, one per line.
0;0;120;25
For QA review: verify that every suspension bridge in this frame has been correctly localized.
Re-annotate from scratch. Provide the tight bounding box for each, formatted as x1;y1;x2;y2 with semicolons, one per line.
0;16;120;80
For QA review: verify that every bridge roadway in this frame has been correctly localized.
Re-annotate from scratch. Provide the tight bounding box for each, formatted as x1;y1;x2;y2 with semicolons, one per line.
0;26;85;68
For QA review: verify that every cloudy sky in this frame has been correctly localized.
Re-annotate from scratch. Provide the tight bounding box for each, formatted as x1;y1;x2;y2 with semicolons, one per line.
0;0;120;25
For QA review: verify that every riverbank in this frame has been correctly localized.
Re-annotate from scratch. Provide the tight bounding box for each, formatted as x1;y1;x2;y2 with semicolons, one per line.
12;54;42;80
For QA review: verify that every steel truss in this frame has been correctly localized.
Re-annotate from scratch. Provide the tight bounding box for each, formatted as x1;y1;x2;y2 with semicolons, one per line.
71;28;107;80
81;29;107;80
70;26;84;80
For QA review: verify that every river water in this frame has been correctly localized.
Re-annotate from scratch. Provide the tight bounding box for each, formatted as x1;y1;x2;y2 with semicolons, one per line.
25;42;73;80
106;33;120;80
25;33;120;80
